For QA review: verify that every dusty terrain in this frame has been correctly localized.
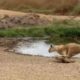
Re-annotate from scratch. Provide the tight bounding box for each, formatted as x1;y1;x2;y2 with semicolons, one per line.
0;9;80;21
0;47;80;80
0;9;80;29
0;10;53;28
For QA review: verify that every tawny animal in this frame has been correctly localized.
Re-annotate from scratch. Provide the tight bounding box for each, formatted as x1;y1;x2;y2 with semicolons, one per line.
49;43;80;58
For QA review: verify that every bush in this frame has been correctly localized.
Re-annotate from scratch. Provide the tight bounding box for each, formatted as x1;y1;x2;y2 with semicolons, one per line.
0;20;80;43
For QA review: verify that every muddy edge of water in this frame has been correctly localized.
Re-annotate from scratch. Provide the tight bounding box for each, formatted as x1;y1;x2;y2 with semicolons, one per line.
0;37;56;57
0;37;49;49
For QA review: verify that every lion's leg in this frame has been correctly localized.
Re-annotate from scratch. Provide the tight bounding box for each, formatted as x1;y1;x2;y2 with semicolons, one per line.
60;49;72;58
67;54;73;58
67;49;74;58
62;50;67;57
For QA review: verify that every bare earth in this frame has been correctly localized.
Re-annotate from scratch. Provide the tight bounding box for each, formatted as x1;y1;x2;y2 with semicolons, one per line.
0;9;80;21
0;47;80;80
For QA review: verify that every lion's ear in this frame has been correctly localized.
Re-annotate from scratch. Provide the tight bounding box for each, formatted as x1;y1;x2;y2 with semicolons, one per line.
50;44;53;48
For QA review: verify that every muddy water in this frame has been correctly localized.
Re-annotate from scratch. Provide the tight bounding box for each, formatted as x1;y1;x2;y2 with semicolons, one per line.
14;40;60;57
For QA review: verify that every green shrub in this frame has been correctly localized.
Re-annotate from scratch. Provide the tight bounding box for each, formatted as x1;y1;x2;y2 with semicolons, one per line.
0;20;80;43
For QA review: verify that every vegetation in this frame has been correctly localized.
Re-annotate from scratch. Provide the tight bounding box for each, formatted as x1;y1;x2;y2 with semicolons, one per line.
0;20;80;44
71;3;80;15
0;0;80;15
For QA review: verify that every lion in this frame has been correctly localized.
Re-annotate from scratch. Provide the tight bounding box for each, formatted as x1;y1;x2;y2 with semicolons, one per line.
48;43;80;58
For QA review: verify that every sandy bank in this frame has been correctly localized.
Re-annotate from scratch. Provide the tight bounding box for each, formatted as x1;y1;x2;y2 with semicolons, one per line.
0;47;80;80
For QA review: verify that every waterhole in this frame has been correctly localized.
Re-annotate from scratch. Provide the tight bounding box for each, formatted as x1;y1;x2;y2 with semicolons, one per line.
13;39;80;58
14;40;60;57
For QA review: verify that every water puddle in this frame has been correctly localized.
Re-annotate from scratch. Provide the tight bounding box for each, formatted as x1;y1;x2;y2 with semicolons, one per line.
14;40;60;57
13;40;80;58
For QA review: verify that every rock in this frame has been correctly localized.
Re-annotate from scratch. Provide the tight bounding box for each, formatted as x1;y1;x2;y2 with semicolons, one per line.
21;13;40;25
11;16;21;24
0;13;52;28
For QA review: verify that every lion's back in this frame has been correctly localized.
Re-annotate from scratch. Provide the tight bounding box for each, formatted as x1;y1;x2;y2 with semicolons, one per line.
65;43;80;55
66;43;80;49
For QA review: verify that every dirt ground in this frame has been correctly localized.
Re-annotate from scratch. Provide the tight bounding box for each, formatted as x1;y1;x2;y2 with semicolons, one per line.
0;9;80;28
0;9;80;21
0;47;80;80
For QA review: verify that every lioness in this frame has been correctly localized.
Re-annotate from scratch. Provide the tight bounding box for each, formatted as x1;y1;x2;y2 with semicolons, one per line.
49;43;80;58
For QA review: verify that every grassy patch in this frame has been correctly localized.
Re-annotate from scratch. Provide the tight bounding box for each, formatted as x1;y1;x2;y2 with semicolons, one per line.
0;20;80;44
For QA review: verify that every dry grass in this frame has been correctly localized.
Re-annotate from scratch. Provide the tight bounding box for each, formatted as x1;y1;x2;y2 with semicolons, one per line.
0;0;79;14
